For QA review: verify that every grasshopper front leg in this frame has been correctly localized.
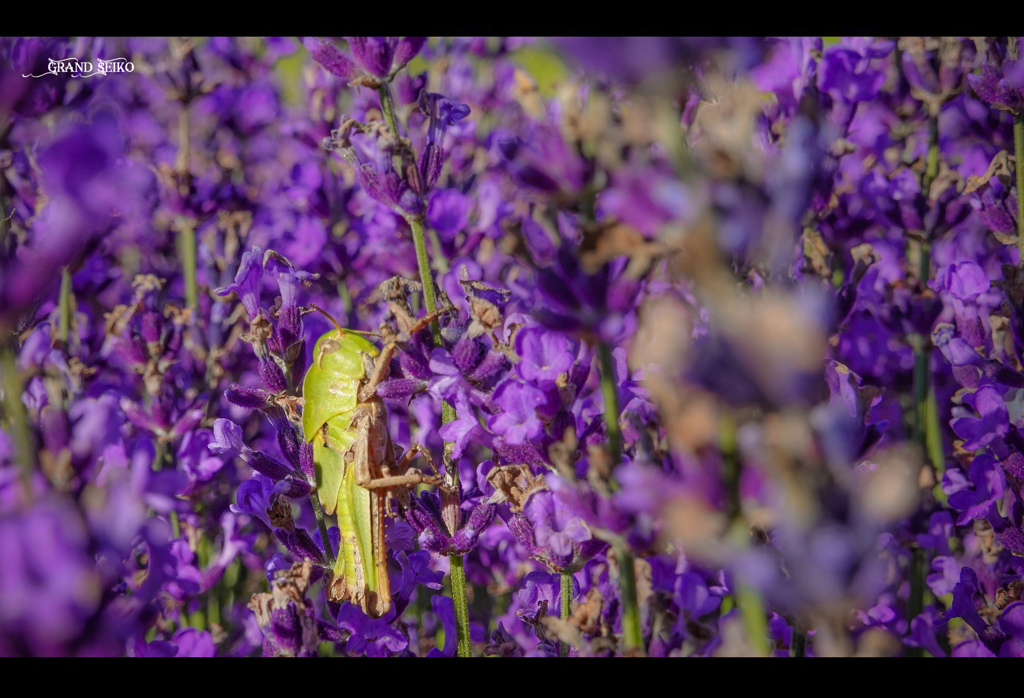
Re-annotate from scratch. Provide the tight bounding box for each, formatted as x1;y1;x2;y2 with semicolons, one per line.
354;446;442;489
350;412;442;491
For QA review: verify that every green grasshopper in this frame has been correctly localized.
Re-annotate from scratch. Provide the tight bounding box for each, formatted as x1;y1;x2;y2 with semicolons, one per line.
302;306;444;618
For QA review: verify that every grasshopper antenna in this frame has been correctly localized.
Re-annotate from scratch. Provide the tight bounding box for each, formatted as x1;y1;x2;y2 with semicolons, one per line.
309;303;346;335
308;303;381;337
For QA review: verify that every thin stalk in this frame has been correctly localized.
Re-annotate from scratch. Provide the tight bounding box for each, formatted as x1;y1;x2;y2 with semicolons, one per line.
409;218;444;344
178;222;198;311
924;384;944;477
153;440;167;471
176;101;191;195
911;231;933;455
208;586;221;630
790;626;807;657
910;321;930;637
922;117;940;196
401;130;469;654
597;342;642;653
310;493;336;565
597;343;622;468
449;555;471;657
58;267;72;345
560;571;573;657
1015;112;1024;261
426;225;449;272
616;548;643;653
377;83;401;140
408;218;457;429
176;102;197;311
907;111;939;640
1;347;35;499
912;333;929;448
736;585;770;656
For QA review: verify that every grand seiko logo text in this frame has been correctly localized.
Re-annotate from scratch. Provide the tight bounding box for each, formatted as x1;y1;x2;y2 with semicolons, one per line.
23;57;134;78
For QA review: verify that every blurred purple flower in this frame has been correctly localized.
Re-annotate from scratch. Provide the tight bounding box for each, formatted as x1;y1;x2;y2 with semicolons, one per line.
427;188;469;239
337;603;407;657
947;454;1005;525
968;60;1024;114
951;386;1009;451
515;327;574;388
523;489;592;570
817;44;889;104
215;246;263;321
487;379;546;445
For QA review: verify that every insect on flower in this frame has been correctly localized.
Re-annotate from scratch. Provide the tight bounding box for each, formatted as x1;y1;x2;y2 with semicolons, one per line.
302;304;446;618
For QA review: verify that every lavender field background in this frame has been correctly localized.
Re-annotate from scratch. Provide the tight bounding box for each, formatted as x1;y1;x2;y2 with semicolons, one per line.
1;36;1023;657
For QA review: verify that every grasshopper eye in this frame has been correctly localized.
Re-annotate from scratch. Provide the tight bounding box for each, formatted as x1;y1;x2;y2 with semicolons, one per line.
317;338;342;369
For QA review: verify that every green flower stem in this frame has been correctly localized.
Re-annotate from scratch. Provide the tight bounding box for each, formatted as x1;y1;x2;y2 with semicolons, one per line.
176;102;197;311
310;493;336;566
923;116;940;197
911;333;930;448
925;385;946;490
719;413;741;523
596;342;643;653
178;221;198;311
1015;112;1024;261
907;110;939;643
616;548;643;653
426;225;449;273
407;218;458;423
1;347;35;498
719;406;772;655
208;585;221;630
790;625;807;658
153;439;166;471
908;257;931;643
377;83;401;141
58;267;72;345
597;343;623;467
560;570;573;657
736;585;770;656
408;218;444;341
406;213;469;654
448;555;471;657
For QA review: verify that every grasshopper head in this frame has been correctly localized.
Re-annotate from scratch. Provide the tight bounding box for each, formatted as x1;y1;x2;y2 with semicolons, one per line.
302;326;381;443
312;329;379;376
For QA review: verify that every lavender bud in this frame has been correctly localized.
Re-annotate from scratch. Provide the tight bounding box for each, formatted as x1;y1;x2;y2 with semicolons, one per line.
277;426;302;471
451;503;496;554
140;311;162;346
259;358;287;393
303;38;360;81
251;452;294;481
299;441;315;481
210;418;252;458
226;383;273;410
274;477;313;499
376;378;427;400
452;335;484;374
171;409;204;438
